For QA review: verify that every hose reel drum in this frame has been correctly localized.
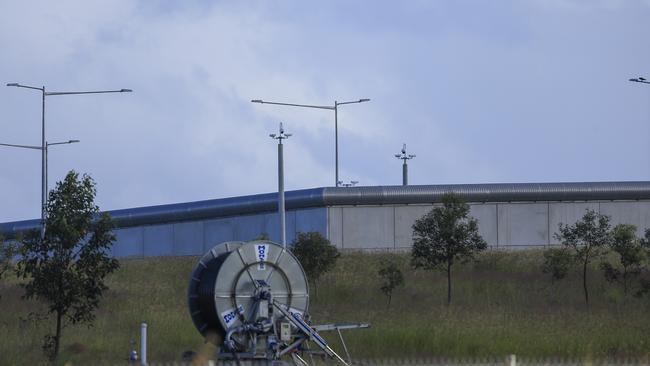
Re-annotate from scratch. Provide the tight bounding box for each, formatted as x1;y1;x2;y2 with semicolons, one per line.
188;240;364;365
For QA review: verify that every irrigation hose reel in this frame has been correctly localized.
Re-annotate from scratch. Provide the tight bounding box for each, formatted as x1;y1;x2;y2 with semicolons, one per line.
187;240;368;365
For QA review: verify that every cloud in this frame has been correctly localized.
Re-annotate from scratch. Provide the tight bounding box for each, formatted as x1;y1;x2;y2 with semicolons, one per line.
1;1;649;222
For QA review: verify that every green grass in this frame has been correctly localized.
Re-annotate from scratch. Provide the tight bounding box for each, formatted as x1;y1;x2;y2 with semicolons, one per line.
1;250;650;365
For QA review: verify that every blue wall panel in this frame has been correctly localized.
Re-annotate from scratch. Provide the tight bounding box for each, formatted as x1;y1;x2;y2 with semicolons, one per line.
173;221;204;256
295;208;327;236
204;218;235;250
112;227;143;257
143;224;174;256
108;208;329;258
233;215;267;242
263;213;281;243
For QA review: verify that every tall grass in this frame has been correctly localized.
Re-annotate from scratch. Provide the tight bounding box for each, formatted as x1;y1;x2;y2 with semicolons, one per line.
1;250;649;365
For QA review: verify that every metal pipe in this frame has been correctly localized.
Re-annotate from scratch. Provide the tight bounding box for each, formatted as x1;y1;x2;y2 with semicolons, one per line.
140;322;147;366
278;141;286;247
45;142;48;209
41;87;46;239
334;102;339;187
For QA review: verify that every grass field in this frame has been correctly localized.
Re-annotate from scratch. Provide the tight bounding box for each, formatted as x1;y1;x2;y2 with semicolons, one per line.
1;249;650;365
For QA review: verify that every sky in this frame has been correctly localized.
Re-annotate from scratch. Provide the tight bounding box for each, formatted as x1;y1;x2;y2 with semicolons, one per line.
1;0;650;222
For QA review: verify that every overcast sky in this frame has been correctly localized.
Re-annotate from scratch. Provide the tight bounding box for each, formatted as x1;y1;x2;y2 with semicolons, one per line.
1;0;650;222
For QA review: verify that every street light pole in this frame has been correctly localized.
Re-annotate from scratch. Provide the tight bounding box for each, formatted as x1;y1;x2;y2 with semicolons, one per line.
630;77;650;85
252;98;370;187
0;139;80;221
7;82;131;237
335;102;339;188
630;76;649;175
44;140;80;197
395;144;416;186
270;123;292;248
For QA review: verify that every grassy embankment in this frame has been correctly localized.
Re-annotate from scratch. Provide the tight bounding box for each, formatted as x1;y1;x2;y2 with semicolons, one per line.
1;250;650;365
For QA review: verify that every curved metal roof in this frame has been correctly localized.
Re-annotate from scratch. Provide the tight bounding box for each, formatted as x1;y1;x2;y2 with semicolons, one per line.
3;181;650;238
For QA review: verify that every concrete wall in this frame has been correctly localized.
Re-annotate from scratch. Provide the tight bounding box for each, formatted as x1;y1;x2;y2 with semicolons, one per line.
109;207;327;257
327;201;650;249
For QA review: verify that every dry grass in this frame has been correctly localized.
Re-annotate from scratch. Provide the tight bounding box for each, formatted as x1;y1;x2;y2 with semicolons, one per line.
1;250;649;365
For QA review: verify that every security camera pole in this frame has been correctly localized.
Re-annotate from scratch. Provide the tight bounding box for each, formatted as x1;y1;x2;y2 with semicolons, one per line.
338;180;359;187
394;143;416;186
270;123;292;248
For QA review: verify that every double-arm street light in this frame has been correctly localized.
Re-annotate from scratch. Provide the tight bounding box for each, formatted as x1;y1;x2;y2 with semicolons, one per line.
0;139;80;202
6;82;132;236
252;98;370;187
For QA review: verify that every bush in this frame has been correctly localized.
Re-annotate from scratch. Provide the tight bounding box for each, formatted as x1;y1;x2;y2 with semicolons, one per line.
290;232;339;296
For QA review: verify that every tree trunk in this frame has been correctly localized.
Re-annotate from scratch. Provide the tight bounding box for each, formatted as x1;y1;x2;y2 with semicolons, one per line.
582;259;589;307
54;309;62;360
623;268;629;296
447;263;452;306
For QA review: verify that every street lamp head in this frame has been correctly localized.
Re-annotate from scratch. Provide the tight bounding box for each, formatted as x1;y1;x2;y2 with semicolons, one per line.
359;98;370;103
285;133;292;138
269;134;277;138
640;77;647;81
120;89;133;93
69;140;80;143
6;83;19;87
251;99;263;103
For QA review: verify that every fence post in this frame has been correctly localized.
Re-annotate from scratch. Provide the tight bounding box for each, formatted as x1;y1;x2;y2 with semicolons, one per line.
509;354;516;366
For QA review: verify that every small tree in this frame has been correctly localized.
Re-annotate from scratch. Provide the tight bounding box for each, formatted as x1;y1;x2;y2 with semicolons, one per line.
290;232;339;296
638;229;650;296
378;259;404;309
16;171;119;361
254;232;270;240
555;210;612;306
600;224;646;296
0;235;16;299
542;247;573;284
411;193;487;306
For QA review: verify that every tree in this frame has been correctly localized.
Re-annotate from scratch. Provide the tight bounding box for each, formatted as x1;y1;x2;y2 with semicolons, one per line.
0;235;16;299
254;232;270;240
378;259;404;309
290;232;339;296
411;193;487;306
637;229;650;297
16;171;119;361
600;224;646;297
555;210;611;306
542;247;573;284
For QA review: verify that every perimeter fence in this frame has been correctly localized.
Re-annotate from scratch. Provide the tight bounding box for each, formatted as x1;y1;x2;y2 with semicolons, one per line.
140;356;650;366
